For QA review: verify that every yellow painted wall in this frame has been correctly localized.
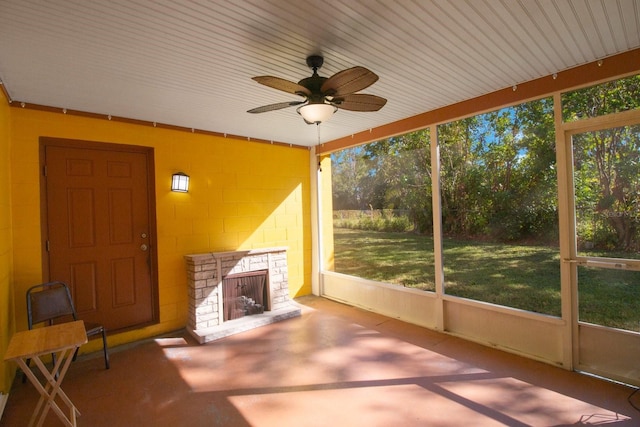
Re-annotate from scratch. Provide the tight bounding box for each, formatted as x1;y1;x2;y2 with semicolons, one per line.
0;91;15;393
6;107;312;358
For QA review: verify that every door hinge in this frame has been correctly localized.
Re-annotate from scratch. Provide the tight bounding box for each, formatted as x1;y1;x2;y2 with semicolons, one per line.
43;165;48;176
45;240;50;252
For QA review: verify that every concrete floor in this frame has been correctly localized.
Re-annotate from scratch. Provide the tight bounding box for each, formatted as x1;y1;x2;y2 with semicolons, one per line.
2;295;639;426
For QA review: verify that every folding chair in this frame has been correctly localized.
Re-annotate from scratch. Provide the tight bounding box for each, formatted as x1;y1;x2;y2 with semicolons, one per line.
25;281;110;373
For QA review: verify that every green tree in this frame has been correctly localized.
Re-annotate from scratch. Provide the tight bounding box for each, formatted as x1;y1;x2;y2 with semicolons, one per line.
564;75;640;250
330;74;638;248
361;130;432;232
331;147;375;210
438;98;556;242
438;117;487;236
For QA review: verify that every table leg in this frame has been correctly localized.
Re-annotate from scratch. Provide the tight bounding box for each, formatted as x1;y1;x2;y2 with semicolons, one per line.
17;346;81;427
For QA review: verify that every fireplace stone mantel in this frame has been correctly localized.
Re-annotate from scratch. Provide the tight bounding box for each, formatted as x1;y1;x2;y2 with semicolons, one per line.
185;247;301;343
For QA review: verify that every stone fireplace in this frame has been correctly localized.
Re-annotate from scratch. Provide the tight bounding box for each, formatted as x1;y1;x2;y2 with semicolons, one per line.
185;247;301;343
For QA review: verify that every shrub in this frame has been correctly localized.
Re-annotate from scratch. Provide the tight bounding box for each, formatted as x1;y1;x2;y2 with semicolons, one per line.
333;210;412;232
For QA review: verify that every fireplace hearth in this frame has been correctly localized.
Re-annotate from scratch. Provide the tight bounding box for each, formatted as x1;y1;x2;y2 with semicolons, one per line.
185;247;301;343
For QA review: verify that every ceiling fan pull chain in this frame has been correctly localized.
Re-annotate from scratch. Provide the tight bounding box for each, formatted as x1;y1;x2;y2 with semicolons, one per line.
316;124;323;172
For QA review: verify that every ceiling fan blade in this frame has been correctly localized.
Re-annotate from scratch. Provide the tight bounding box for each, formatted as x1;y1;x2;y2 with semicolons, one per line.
252;76;311;97
321;66;379;97
331;94;387;112
247;100;305;114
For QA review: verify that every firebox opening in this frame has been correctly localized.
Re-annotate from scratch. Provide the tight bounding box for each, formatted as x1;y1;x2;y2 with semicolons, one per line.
222;270;269;321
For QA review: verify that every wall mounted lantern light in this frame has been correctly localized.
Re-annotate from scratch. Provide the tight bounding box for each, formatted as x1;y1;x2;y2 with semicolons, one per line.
171;172;190;193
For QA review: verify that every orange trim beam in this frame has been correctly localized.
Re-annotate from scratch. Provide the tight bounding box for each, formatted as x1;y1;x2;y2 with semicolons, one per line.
7;101;308;150
318;48;640;155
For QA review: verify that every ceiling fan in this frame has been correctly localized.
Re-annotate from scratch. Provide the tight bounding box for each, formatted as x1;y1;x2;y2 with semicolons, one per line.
247;55;387;124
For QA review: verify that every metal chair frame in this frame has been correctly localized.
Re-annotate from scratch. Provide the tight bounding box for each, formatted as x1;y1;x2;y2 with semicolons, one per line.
25;281;110;372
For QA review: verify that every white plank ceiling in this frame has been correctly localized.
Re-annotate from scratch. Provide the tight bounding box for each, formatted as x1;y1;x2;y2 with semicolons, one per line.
0;0;639;147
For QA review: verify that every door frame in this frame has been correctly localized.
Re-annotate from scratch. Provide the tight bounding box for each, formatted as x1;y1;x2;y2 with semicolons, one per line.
39;137;160;330
558;108;640;384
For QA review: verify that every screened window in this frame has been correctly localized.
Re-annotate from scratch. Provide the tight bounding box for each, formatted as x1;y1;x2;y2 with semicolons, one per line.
327;76;639;319
573;124;640;256
330;130;435;291
437;99;561;315
562;74;640;122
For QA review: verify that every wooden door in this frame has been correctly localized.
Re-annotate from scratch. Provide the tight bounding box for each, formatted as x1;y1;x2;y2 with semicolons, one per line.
42;138;158;332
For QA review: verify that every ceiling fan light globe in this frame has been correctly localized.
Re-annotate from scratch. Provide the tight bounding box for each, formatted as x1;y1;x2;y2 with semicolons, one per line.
297;103;337;124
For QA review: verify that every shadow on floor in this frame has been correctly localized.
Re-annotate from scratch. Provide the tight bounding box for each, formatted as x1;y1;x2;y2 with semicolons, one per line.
2;296;639;426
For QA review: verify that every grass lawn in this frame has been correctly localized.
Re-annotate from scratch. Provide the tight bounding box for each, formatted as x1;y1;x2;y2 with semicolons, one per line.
333;228;640;331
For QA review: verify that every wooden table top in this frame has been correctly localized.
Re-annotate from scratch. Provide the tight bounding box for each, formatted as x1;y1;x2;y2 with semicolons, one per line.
4;320;88;361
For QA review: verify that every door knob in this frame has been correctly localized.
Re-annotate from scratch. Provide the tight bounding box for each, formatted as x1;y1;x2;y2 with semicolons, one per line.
140;244;149;251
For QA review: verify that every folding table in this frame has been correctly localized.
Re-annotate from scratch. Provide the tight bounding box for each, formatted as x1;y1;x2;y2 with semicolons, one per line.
4;320;88;427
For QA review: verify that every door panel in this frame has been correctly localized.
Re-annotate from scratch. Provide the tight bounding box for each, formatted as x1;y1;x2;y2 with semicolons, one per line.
68;188;96;247
43;140;157;332
70;262;98;312
578;314;640;384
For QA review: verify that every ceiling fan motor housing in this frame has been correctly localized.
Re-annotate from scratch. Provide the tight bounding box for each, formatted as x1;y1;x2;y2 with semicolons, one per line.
298;75;328;100
306;55;324;71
